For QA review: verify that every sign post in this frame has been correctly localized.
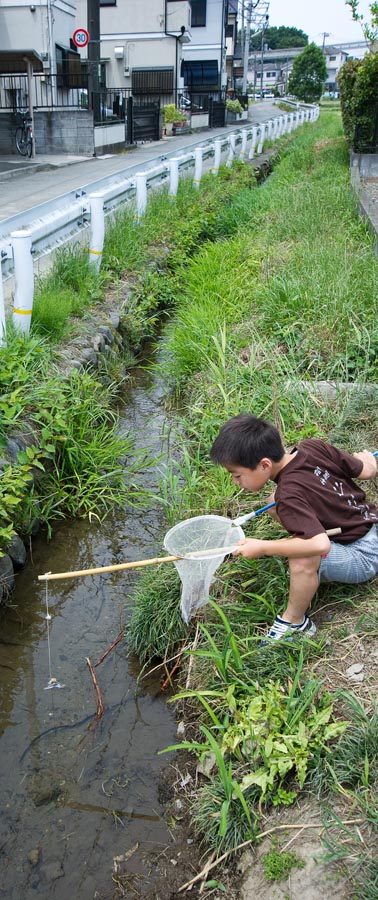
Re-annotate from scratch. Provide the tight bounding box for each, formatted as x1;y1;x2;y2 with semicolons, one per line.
72;28;90;49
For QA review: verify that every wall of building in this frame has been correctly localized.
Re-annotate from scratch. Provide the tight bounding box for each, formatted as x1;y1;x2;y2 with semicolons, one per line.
182;0;224;79
0;0;76;66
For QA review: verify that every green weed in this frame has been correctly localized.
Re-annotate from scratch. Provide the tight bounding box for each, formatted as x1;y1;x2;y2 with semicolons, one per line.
262;840;305;881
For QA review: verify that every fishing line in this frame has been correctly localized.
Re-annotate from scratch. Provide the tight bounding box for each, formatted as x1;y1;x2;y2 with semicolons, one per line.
43;576;65;691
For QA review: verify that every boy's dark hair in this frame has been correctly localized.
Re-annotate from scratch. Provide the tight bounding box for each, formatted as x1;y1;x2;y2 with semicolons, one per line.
210;414;285;469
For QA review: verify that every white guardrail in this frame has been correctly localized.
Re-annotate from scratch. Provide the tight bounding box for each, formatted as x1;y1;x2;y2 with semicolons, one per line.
0;106;319;341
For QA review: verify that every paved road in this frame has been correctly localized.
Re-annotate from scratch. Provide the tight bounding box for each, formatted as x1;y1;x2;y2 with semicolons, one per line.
0;101;278;225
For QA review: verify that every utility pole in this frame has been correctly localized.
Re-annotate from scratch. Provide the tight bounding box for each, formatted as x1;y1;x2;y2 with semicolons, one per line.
260;13;269;93
87;0;101;120
242;2;252;94
321;31;330;51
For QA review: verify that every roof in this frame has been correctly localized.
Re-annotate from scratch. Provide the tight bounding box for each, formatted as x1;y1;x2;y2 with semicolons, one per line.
0;50;44;74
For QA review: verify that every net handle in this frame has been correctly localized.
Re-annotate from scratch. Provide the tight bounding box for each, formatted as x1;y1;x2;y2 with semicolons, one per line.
37;546;237;582
37;528;341;582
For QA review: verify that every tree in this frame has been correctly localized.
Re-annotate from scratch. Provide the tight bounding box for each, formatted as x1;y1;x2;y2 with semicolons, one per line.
249;25;308;51
288;43;327;102
345;1;378;45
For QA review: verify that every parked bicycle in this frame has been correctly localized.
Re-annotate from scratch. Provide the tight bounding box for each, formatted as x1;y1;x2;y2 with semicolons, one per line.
14;112;33;158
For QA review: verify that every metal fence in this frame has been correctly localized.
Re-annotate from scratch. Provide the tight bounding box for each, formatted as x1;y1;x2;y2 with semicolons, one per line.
0;72;230;125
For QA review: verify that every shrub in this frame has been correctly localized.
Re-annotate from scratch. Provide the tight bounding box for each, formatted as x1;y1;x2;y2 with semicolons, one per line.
226;99;244;116
338;52;378;151
163;104;186;124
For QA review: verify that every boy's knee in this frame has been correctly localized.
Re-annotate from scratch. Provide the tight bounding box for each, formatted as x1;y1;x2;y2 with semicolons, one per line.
289;556;321;578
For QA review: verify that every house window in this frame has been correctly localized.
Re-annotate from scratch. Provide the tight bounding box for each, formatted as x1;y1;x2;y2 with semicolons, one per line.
191;0;207;27
181;59;219;90
329;55;336;60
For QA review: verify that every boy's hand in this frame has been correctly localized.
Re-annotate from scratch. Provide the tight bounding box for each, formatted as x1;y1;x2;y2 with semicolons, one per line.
233;538;265;559
353;450;377;479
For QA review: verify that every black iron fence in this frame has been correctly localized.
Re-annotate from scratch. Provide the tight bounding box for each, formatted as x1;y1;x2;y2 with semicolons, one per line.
0;70;248;139
0;72;234;131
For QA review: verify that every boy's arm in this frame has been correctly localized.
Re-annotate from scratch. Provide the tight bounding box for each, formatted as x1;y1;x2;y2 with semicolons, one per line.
352;450;377;479
233;532;330;561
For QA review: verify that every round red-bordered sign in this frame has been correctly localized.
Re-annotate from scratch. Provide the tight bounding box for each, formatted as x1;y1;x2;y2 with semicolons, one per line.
72;28;89;48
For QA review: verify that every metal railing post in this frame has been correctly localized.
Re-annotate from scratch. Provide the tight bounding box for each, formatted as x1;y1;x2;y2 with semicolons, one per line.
135;172;147;220
193;147;203;187
11;230;34;334
212;139;222;174
257;123;266;155
239;128;248;160
226;132;236;167
168;158;179;197
249;125;258;158
88;193;105;271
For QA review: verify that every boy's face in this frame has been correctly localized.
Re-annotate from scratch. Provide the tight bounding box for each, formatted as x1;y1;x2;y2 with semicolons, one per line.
224;459;272;492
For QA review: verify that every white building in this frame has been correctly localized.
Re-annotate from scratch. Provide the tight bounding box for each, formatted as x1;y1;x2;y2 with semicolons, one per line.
181;0;228;94
75;0;192;96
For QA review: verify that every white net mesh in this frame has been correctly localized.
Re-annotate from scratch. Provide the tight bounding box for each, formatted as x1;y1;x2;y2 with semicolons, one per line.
163;515;245;624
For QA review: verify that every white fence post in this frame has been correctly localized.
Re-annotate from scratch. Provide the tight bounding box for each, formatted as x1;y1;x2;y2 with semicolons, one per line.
212;139;222;174
226;132;236;167
168;158;179;197
88;193;105;271
12;230;34;334
257;123;266;155
193;147;203;187
0;257;6;346
135;172;148;220
249;125;258;158
239;128;248;160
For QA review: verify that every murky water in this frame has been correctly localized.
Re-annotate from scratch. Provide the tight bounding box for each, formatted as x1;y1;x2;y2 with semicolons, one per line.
0;360;179;899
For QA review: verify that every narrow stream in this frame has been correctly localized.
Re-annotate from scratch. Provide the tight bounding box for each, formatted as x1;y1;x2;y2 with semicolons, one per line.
0;357;180;899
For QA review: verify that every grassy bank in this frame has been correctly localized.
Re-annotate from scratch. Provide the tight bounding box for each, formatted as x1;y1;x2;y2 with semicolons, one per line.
0;160;266;555
129;111;378;895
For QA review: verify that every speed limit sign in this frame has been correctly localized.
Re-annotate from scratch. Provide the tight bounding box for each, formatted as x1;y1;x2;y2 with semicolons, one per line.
72;28;89;48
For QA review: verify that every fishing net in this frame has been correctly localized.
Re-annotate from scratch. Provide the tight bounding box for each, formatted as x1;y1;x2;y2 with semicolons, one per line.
163;515;245;624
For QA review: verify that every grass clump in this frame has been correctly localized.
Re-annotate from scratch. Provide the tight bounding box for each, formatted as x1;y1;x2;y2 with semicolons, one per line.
128;565;186;662
262;840;305;881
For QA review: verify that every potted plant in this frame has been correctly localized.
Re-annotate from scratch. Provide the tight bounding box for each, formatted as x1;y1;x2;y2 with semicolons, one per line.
225;98;245;123
162;104;188;136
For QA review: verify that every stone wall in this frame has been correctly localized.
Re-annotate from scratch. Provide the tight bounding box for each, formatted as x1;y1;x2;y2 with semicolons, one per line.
0;113;17;154
34;110;95;156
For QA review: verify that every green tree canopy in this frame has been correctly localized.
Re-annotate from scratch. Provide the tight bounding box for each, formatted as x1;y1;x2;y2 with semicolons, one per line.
288;43;327;102
249;26;308;51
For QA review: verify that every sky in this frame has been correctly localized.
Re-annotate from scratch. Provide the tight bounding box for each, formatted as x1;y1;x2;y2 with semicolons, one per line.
265;0;372;45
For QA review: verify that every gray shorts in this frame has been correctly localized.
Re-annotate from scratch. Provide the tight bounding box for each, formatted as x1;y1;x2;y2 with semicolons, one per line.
319;525;378;584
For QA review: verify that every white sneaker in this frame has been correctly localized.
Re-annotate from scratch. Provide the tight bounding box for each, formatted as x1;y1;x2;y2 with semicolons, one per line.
261;614;317;646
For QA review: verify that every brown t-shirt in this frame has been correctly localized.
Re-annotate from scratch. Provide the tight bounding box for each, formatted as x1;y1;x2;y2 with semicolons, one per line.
274;439;378;544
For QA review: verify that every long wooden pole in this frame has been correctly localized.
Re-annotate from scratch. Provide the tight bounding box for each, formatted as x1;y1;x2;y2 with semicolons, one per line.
37;546;238;581
37;528;341;583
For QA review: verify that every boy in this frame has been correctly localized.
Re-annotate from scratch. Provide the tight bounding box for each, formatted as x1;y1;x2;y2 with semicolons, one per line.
210;414;378;641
